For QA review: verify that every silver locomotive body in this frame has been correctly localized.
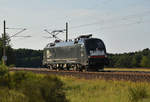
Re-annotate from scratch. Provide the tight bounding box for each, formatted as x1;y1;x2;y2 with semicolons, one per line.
43;35;108;71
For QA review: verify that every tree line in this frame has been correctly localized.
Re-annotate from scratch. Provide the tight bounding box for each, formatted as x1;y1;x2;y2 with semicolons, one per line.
108;48;150;68
1;47;150;68
0;36;43;67
14;49;43;67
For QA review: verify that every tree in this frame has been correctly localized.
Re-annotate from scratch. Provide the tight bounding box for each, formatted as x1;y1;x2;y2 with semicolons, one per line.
115;55;132;68
140;56;150;67
131;57;137;67
14;49;43;67
142;48;150;56
0;35;15;65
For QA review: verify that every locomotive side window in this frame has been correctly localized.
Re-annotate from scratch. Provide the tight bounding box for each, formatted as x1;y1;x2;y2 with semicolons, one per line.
46;50;51;58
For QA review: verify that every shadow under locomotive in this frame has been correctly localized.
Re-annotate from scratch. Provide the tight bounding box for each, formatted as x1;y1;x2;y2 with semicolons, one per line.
43;34;109;71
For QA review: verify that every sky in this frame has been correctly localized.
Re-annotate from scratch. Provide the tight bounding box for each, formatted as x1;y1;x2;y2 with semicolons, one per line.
0;0;150;53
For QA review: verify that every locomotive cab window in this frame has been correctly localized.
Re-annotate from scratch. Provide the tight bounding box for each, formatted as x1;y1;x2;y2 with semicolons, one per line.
85;39;106;55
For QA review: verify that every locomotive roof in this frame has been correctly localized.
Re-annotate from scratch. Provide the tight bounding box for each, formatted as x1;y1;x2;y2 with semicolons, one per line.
45;39;84;48
45;37;102;49
76;34;92;39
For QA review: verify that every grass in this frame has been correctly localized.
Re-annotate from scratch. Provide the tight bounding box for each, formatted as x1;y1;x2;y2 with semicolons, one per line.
128;84;149;102
104;68;150;72
1;63;150;102
60;76;150;102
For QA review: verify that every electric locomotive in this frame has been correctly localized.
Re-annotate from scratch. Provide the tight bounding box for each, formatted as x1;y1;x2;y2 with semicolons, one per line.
43;34;108;71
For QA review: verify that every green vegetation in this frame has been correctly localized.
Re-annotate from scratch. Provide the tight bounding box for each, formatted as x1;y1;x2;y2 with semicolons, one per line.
1;64;150;102
14;48;43;67
0;64;68;102
108;48;150;68
128;84;148;102
60;76;150;102
0;35;42;67
0;35;15;66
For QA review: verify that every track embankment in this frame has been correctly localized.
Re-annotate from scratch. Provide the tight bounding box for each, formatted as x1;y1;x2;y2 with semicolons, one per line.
10;68;150;82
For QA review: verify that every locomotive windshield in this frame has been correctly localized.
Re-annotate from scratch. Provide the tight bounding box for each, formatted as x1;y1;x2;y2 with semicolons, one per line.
84;39;106;55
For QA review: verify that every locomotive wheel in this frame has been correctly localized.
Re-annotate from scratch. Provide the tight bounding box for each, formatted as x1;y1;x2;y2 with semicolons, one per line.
75;64;80;71
48;65;53;70
66;64;70;70
57;64;64;70
82;66;88;72
78;65;82;72
98;65;104;71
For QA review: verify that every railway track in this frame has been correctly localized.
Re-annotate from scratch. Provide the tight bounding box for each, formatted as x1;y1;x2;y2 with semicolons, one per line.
10;68;150;82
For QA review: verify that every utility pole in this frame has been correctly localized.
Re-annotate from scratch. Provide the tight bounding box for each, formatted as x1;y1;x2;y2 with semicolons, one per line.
1;20;28;65
2;20;6;65
66;22;68;42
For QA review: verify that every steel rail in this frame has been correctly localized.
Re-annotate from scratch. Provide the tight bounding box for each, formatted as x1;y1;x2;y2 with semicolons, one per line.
10;68;150;82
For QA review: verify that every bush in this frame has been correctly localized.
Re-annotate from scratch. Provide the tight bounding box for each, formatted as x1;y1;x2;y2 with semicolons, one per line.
21;75;68;102
0;70;68;102
0;87;28;102
0;64;8;78
8;71;37;89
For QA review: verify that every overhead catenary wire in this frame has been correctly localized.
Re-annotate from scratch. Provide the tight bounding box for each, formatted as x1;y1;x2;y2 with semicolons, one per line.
67;11;150;38
69;10;150;29
70;19;150;38
9;28;27;38
11;35;31;38
6;28;26;30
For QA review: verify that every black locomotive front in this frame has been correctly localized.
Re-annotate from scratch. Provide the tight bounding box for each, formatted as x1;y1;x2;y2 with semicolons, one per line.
84;38;108;71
